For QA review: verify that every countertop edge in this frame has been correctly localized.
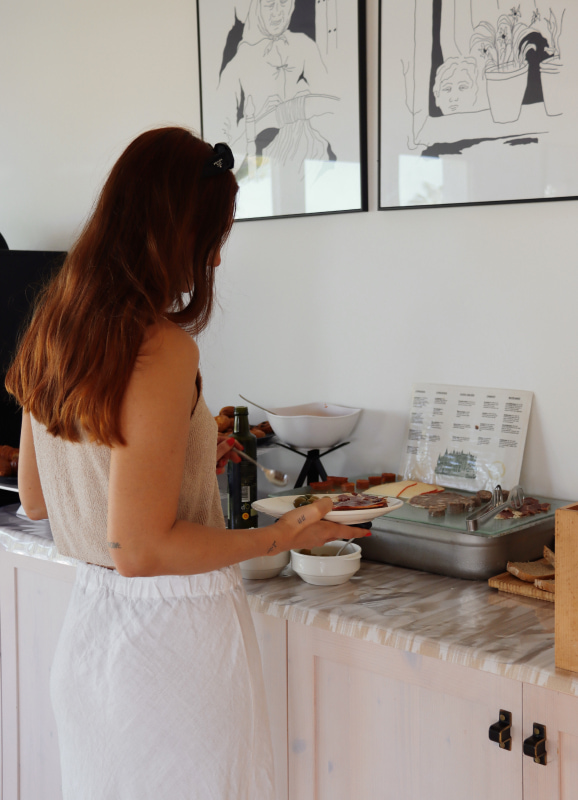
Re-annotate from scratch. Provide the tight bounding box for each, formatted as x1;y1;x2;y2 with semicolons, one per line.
245;578;578;698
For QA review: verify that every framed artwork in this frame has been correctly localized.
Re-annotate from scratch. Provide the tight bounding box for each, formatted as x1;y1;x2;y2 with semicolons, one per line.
378;0;577;210
197;0;367;221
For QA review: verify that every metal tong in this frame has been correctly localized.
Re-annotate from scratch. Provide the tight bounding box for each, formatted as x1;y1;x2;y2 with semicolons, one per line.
466;485;525;531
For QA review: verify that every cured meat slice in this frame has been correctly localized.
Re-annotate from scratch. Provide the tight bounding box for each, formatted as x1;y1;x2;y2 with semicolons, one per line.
428;505;446;518
293;493;390;511
495;497;551;520
409;492;469;509
331;493;389;511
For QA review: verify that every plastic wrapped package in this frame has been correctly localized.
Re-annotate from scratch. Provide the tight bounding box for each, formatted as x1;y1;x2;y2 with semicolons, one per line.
0;503;77;565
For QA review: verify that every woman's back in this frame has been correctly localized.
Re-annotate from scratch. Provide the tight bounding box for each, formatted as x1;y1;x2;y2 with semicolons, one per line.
31;381;225;567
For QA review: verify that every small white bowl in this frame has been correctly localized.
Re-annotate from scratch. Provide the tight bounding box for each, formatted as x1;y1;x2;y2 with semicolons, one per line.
265;402;361;449
290;540;362;586
239;550;290;580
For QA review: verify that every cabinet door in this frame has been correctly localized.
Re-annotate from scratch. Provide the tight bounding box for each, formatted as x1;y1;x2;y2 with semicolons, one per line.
252;612;288;800
523;683;578;800
0;551;75;800
288;622;523;800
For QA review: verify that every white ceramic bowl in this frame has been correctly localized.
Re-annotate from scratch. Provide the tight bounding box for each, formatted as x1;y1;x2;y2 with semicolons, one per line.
290;540;362;586
265;403;361;449
239;550;290;580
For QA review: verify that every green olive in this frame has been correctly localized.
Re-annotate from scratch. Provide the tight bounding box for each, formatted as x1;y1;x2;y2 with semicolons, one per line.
293;496;309;508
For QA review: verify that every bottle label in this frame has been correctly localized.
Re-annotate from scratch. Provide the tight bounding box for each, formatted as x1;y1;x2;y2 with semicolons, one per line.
227;460;258;529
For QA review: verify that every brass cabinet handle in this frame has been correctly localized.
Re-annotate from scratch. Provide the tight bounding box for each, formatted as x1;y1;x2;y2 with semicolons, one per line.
488;709;512;751
523;723;547;765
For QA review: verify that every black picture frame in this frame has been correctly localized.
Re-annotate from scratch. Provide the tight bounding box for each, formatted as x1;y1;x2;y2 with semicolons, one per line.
378;0;576;210
197;0;368;221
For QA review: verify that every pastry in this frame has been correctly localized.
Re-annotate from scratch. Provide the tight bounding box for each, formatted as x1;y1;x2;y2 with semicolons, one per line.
215;415;232;433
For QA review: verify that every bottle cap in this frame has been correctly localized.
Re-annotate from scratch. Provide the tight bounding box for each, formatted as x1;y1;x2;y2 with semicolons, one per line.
234;406;248;415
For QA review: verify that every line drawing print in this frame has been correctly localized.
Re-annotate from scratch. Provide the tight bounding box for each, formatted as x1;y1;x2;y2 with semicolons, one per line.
198;0;365;219
380;0;574;208
411;0;565;152
216;0;339;181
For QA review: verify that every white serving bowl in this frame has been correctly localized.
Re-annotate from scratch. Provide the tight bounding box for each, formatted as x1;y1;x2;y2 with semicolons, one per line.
239;550;290;580
290;540;362;586
265;402;361;449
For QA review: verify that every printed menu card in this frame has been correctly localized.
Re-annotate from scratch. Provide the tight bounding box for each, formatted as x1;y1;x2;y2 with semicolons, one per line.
399;383;533;491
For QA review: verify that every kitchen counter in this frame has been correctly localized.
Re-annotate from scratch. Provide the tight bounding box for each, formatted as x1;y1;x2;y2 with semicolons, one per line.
244;560;578;697
1;503;575;698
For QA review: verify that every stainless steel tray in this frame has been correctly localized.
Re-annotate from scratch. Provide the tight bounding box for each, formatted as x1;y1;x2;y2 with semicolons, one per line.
362;496;564;581
269;487;565;581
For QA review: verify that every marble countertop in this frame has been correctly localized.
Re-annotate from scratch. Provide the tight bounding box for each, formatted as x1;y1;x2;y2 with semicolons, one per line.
1;503;576;697
244;559;578;698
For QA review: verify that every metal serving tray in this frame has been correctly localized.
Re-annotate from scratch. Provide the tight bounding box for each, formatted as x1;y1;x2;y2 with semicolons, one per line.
361;494;565;581
270;487;566;581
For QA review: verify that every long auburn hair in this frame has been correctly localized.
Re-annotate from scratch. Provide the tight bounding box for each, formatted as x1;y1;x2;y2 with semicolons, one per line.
6;127;238;446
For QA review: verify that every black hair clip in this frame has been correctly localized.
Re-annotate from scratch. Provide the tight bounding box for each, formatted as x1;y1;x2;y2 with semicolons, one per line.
202;142;235;176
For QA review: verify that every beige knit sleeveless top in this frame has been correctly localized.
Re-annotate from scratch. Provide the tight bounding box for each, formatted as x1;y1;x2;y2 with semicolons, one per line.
31;383;225;568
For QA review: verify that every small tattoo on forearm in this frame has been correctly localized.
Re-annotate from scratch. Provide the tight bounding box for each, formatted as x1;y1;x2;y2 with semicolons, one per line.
297;515;305;524
267;540;278;554
107;542;121;549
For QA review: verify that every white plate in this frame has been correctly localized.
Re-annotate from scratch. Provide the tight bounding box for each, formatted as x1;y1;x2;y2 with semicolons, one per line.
252;494;404;526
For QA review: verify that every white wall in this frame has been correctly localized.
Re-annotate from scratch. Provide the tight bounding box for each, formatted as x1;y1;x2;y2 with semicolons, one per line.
2;0;577;500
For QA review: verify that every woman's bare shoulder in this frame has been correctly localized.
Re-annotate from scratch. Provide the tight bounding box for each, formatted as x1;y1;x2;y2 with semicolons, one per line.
121;320;199;431
141;319;199;365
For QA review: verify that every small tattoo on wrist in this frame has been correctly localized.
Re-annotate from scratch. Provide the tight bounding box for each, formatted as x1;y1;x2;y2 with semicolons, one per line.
297;514;305;524
107;541;121;549
267;540;278;554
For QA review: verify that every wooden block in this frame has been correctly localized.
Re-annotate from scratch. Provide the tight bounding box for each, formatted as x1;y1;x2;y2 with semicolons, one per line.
555;503;578;672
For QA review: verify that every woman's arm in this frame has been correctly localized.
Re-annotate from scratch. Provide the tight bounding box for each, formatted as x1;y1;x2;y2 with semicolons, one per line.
107;321;343;577
18;412;48;520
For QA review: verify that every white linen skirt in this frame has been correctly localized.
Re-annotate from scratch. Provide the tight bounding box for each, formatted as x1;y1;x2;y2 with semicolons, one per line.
50;562;275;800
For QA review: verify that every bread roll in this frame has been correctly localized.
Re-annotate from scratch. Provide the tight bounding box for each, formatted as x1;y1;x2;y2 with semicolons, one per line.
0;445;18;460
215;415;232;433
0;458;13;477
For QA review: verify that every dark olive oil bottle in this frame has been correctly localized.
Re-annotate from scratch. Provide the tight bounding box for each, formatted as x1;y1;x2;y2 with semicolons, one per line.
227;407;258;529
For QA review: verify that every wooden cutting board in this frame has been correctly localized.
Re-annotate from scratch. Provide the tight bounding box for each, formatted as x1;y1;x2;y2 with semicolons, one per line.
488;572;555;603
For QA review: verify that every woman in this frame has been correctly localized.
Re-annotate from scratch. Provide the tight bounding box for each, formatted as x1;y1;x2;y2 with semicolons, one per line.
6;126;349;799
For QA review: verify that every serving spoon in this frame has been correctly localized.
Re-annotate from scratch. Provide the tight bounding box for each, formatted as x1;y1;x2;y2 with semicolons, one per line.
235;449;288;487
239;394;277;415
335;537;356;556
334;520;373;555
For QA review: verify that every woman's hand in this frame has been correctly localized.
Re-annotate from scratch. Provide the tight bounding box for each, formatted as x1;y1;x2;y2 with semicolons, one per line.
272;497;369;554
216;435;243;474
